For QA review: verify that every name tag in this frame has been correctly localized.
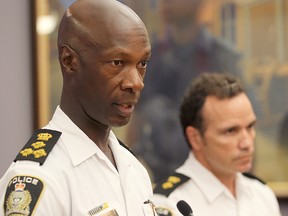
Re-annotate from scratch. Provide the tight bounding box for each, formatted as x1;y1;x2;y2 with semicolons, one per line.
88;202;119;216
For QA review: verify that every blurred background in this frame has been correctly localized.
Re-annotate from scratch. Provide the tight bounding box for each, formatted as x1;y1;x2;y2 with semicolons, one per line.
0;0;288;213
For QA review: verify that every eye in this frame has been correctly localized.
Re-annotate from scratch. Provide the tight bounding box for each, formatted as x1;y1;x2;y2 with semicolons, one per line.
248;122;256;130
137;61;148;69
111;60;123;67
225;127;237;134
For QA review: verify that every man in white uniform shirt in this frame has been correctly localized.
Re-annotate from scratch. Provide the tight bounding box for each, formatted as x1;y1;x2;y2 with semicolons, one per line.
153;73;281;216
0;0;155;215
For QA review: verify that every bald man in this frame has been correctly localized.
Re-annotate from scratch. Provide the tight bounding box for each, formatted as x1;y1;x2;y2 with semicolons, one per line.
0;0;154;215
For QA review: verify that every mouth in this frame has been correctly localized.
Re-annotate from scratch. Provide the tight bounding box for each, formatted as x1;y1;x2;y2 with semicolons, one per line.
236;154;253;172
236;154;253;164
114;103;135;117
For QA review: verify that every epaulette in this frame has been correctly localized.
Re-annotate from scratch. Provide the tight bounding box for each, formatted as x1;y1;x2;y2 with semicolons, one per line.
154;172;190;197
118;139;135;156
243;172;266;184
14;129;62;165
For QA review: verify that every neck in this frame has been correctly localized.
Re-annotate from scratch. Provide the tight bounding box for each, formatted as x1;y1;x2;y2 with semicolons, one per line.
217;174;237;197
194;153;237;197
60;100;117;167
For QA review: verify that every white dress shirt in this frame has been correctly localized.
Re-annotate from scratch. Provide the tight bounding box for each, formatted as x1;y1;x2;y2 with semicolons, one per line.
153;152;281;216
0;106;155;216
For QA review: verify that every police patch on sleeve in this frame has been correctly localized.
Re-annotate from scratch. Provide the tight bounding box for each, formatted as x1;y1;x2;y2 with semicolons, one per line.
4;175;44;216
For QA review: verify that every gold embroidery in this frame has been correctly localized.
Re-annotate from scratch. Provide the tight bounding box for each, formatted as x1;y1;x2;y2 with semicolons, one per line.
167;176;181;184
37;133;52;141
31;141;46;149
20;148;34;157
6;182;32;216
33;149;47;158
162;176;181;189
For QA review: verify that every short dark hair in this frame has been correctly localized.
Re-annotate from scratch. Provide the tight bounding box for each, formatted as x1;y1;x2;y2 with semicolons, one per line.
180;72;245;137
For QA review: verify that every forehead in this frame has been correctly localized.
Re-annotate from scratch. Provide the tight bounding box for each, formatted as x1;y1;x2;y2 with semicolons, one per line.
202;94;256;128
88;26;151;61
68;0;150;52
85;12;150;53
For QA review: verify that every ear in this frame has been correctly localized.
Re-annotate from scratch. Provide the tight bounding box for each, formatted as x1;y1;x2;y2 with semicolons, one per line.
59;45;77;74
185;126;203;151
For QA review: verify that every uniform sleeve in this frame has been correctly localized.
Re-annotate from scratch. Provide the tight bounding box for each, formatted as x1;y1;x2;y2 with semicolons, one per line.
0;162;70;216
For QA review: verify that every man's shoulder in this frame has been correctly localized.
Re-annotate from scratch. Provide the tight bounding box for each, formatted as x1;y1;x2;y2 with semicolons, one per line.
242;172;266;184
153;172;190;197
14;129;62;166
0;128;64;189
240;172;278;195
241;172;280;207
117;139;135;157
152;172;190;216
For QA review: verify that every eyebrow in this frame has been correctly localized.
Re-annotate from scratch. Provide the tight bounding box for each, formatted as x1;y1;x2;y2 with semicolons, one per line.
106;48;151;59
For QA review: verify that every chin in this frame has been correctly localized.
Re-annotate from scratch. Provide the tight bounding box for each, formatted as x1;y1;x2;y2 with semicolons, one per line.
112;118;130;128
239;164;253;173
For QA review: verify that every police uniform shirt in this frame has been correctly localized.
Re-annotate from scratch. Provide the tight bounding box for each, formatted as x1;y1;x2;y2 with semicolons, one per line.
153;152;281;216
0;106;155;216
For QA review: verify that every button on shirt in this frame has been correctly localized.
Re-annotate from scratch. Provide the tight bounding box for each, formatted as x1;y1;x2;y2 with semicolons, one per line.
153;152;281;216
0;106;155;216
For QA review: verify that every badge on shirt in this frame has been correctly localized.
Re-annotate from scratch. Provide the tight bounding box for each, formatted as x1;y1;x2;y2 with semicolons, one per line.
88;202;119;216
4;175;44;216
155;206;174;216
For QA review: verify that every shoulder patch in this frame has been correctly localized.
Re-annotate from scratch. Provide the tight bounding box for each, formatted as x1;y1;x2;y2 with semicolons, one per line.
243;172;266;184
15;129;62;165
154;172;190;197
4;175;44;215
155;206;174;216
118;139;135;156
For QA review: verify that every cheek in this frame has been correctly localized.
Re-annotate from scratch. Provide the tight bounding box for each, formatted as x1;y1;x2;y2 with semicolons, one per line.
251;130;256;140
204;136;236;159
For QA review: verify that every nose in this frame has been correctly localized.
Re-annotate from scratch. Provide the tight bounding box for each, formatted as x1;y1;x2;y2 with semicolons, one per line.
238;129;255;150
121;68;144;92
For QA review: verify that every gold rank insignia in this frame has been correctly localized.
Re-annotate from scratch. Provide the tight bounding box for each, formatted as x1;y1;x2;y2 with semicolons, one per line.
14;129;62;165
4;175;44;216
153;172;190;197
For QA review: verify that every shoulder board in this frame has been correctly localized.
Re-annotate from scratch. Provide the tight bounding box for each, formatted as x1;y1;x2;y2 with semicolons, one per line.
118;139;135;156
243;172;266;184
14;129;62;165
154;172;190;197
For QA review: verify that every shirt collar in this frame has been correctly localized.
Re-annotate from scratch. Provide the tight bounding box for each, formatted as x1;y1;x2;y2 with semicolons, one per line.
46;106;116;166
236;172;253;199
177;152;235;203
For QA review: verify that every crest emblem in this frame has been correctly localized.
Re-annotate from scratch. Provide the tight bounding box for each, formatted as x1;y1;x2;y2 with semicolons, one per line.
4;176;44;216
